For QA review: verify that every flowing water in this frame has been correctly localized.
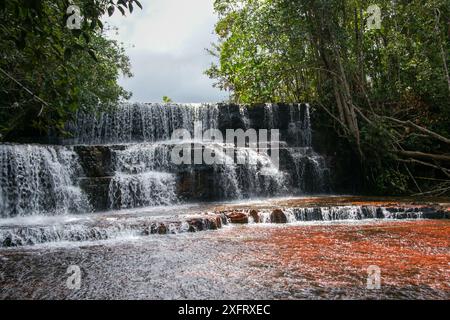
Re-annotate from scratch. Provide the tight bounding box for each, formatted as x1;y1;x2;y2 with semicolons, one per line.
0;103;448;299
0;144;90;218
0;219;448;299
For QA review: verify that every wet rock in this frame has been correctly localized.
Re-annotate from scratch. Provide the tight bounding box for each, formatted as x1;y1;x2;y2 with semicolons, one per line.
226;212;249;224
74;145;118;177
217;104;249;131
149;223;167;234
177;167;216;200
420;207;447;219
249;210;260;223
79;177;111;211
185;215;224;231
304;208;322;221
187;218;205;232
271;209;287;223
207;216;222;230
157;224;167;234
219;213;229;225
375;207;385;219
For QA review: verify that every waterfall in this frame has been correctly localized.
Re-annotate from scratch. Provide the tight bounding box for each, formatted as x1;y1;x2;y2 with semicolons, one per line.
236;148;287;197
284;104;329;193
288;104;312;147
1;103;331;215
107;143;177;209
263;103;278;128
112;143;173;174
71;103;219;144
108;172;178;209
289;148;328;193
0;144;91;217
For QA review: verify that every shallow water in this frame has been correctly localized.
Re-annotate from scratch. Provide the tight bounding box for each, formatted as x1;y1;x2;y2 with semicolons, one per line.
1;219;449;300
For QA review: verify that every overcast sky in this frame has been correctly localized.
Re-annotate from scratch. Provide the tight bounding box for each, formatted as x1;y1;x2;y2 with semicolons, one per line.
106;0;229;103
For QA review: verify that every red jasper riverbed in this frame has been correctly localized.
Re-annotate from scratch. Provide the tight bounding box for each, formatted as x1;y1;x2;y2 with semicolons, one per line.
0;219;448;299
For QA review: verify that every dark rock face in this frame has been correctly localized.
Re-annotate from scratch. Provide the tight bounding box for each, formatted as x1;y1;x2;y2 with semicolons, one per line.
217;104;250;131
271;209;287;223
79;177;111;212
74;145;119;177
384;206;449;219
177;167;216;200
217;103;314;147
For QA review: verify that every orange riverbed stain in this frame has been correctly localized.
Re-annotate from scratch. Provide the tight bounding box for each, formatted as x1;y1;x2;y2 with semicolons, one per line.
241;220;450;292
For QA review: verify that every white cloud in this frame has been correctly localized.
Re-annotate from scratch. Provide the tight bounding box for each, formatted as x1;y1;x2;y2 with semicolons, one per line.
105;0;229;103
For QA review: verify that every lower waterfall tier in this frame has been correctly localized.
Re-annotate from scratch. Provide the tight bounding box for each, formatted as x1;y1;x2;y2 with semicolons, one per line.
0;141;330;216
76;142;330;211
1;200;448;247
0;144;91;218
108;172;178;209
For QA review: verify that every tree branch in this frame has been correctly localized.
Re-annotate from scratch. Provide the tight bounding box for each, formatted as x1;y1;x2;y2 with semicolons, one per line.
384;116;450;145
0;67;50;117
396;150;450;162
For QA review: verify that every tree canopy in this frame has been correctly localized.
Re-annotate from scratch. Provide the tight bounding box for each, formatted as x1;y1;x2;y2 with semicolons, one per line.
0;0;142;140
207;0;450;195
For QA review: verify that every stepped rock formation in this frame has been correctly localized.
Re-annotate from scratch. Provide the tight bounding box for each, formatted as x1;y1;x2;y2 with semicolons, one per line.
65;103;330;211
1;103;448;247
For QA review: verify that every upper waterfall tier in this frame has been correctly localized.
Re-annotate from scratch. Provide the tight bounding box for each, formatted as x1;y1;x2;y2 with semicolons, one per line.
66;103;313;147
68;103;220;145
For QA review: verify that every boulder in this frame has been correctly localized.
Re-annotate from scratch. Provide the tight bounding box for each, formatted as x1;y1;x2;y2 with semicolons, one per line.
271;209;287;223
207;216;222;230
225;212;249;224
249;209;260;223
157;223;167;234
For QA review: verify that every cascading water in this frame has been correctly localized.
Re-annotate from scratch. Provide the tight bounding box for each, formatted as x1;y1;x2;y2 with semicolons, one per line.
0;144;91;217
0;103;331;225
284;104;329;193
70;103;219;144
287;103;311;147
0;102;445;249
108;172;178;209
107;143;178;209
236;148;288;197
69;102;317;208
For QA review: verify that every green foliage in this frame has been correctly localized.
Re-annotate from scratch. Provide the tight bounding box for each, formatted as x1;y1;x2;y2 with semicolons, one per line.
0;0;142;140
162;96;173;103
207;0;450;195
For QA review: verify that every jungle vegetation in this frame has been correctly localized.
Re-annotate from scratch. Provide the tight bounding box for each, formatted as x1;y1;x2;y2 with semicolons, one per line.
206;0;450;195
0;0;141;140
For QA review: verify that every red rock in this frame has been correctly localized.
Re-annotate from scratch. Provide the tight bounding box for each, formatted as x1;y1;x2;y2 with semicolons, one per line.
271;209;287;224
207;216;222;230
249;210;260;223
225;211;249;224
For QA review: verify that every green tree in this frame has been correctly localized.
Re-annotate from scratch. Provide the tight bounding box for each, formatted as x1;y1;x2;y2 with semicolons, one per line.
207;0;450;195
0;0;142;140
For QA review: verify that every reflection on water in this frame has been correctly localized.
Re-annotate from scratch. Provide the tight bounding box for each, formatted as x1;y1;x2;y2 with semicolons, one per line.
0;220;449;300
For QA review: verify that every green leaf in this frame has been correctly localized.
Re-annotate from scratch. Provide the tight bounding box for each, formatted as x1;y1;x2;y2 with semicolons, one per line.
88;49;98;62
82;32;90;43
134;0;143;10
107;6;115;17
64;48;72;61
